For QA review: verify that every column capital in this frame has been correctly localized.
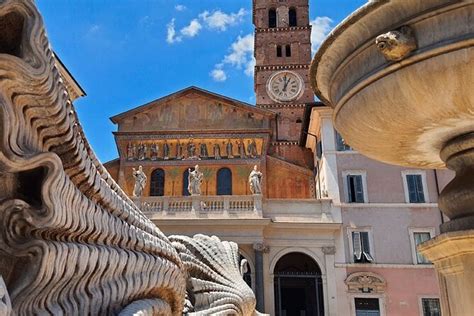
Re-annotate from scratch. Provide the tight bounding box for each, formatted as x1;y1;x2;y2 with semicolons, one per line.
322;246;336;255
253;242;270;253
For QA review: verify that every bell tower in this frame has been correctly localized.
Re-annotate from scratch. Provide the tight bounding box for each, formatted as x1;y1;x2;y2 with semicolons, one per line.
253;0;313;142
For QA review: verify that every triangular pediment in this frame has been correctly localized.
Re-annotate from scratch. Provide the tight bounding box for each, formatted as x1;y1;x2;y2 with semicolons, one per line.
111;86;273;133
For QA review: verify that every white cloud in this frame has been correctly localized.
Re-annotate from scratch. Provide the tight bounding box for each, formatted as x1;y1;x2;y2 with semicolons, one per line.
166;19;181;44
199;8;247;31
210;68;227;82
223;34;254;69
180;19;202;38
211;33;255;81
245;57;256;76
310;17;333;53
175;4;186;11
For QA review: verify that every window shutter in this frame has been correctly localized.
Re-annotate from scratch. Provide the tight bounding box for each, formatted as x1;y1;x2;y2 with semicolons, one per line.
352;232;362;261
361;232;374;262
407;175;417;202
415;175;425;203
355;175;364;203
347;175;354;202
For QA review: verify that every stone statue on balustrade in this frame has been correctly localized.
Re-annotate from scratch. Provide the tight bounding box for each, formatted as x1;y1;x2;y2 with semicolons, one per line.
247;139;258;158
150;143;159;160
188;164;203;195
199;142;208;159
213;143;221;159
126;142;134;160
249;165;263;195
175;140;183;159
238;139;247;158
226;139;234;158
163;140;170;160
132;165;147;197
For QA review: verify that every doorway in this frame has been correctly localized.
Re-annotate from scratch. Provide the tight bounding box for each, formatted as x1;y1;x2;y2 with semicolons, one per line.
274;252;324;316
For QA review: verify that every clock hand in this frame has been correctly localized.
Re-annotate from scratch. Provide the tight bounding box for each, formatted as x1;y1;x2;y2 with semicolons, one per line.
282;76;289;92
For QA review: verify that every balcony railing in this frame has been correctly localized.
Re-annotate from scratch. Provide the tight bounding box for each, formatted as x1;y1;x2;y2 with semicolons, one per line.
136;194;263;218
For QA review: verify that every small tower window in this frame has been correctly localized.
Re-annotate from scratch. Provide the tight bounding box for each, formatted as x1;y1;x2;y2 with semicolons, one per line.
285;44;291;57
269;9;277;28
289;8;297;27
276;45;282;57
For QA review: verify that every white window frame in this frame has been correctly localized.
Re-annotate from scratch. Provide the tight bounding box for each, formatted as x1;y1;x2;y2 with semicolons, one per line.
409;228;435;265
347;227;375;263
418;296;441;316
401;170;430;203
349;294;386;316
342;170;369;203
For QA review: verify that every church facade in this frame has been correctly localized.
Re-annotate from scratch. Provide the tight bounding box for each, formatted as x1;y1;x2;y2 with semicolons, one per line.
104;1;447;315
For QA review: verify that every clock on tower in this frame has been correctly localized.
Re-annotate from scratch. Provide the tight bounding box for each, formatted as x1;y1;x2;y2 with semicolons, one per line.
253;0;314;142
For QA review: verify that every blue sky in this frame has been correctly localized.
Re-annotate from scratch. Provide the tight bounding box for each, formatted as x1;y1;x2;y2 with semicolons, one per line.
36;0;366;162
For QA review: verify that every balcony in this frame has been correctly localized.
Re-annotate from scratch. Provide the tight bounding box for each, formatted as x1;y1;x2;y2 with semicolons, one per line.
136;194;263;219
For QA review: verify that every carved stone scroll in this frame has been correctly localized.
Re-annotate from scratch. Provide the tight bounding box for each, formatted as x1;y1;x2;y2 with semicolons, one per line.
170;234;257;316
345;272;386;294
0;1;259;315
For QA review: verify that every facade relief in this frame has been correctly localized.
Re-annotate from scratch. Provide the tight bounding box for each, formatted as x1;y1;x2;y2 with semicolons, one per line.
117;97;269;132
123;138;263;162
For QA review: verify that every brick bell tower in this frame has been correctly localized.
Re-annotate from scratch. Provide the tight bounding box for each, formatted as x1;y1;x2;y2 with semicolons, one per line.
253;0;313;143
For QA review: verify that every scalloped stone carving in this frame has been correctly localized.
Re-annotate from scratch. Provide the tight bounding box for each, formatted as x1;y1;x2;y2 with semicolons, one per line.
345;272;386;294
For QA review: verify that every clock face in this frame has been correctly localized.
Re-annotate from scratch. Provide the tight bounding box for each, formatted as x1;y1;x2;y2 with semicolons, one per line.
267;71;303;102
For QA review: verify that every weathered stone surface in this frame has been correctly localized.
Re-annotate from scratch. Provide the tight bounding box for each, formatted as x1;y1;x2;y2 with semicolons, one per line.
0;1;258;315
170;234;258;315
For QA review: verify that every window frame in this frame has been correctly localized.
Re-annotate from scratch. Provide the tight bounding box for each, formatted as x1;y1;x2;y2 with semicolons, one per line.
216;167;232;195
401;170;430;203
342;170;369;203
285;44;291;57
268;8;277;28
288;7;297;27
349;294;386;316
409;227;435;265
149;168;165;197
276;45;282;57
335;130;352;151
418;296;441;316
347;227;375;264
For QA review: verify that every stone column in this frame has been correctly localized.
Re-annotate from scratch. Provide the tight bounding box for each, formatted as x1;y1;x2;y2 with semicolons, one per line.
322;246;337;316
253;242;269;312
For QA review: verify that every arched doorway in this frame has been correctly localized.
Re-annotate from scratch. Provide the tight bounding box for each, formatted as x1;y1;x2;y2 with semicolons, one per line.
274;252;324;316
216;167;232;195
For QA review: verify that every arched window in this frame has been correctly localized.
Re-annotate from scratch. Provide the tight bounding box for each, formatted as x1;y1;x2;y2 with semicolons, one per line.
216;167;232;195
285;44;291;57
289;8;297;27
268;8;277;28
183;167;194;196
150;168;165;196
274;252;324;316
276;45;282;57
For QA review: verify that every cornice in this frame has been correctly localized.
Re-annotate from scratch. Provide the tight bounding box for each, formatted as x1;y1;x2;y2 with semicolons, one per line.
257;103;307;109
270;141;299;146
255;64;309;71
255;25;311;33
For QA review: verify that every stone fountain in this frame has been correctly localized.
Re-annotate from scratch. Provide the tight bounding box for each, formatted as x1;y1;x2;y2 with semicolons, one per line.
310;0;473;315
0;1;259;315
